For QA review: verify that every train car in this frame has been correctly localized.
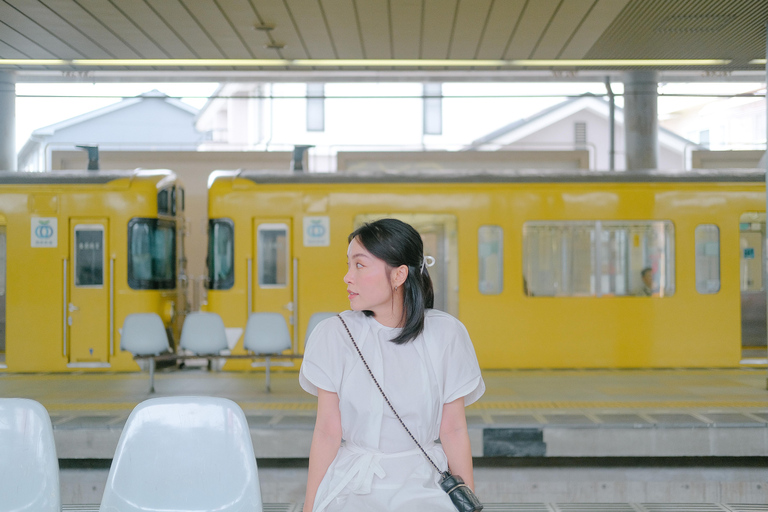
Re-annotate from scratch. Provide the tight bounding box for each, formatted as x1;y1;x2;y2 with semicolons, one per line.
0;170;186;372
205;169;764;370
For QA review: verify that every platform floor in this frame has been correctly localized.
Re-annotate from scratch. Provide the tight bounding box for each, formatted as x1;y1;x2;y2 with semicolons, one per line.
2;366;767;459
4;366;768;507
60;504;768;512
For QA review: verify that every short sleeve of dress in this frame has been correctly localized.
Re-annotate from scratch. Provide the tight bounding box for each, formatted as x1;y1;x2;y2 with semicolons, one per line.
299;317;344;396
429;312;485;406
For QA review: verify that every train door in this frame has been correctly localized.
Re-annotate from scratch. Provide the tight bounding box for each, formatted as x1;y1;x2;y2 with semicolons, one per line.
252;219;294;349
67;220;110;366
0;222;5;365
739;213;766;356
354;214;459;317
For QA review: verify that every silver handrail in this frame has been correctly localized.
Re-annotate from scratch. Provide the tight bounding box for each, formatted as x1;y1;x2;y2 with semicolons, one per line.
247;258;253;314
110;256;115;356
293;257;298;354
62;258;67;356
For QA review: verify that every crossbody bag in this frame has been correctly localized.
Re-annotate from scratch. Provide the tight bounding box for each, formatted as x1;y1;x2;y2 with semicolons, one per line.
337;315;483;512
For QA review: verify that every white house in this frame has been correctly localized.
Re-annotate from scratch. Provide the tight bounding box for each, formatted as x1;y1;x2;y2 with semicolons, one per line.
17;90;208;172
196;84;704;171
464;95;697;171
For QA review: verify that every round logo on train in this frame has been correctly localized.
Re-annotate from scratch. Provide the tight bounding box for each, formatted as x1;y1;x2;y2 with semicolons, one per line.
35;221;54;239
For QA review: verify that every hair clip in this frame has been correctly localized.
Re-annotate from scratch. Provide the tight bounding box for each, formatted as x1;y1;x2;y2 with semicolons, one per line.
420;255;436;272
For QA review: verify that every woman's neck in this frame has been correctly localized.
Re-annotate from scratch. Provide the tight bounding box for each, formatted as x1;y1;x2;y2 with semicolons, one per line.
373;297;405;328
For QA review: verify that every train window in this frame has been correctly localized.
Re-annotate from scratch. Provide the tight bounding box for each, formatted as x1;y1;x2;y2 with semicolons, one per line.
523;220;675;297
739;213;764;292
258;224;288;287
128;218;176;290
0;225;4;354
208;219;234;290
0;226;5;296
478;225;503;294
74;226;104;287
695;225;720;294
157;189;170;215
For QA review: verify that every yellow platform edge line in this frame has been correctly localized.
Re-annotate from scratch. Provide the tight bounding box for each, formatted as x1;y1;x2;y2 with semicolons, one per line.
40;400;768;413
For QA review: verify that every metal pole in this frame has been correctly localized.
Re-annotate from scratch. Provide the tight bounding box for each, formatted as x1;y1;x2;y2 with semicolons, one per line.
0;71;15;171
623;70;659;171
605;77;615;171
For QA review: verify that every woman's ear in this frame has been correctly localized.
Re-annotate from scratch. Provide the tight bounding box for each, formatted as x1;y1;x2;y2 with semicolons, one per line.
392;265;408;289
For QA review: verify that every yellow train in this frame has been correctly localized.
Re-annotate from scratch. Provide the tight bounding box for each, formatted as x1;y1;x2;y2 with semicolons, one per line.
0;170;186;372
206;169;765;370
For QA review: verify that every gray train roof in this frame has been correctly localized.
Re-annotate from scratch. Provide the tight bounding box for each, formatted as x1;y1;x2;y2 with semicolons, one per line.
230;168;766;185
0;170;175;185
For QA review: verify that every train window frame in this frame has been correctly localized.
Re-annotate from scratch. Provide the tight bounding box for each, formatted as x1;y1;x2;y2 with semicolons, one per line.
478;225;503;295
157;189;170;216
127;218;176;290
170;186;177;216
257;223;289;288
523;220;675;298
74;225;105;288
208;218;235;290
739;212;764;293
0;224;5;297
695;224;720;294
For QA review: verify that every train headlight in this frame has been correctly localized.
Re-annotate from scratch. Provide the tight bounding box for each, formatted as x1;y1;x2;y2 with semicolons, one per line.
161;300;175;325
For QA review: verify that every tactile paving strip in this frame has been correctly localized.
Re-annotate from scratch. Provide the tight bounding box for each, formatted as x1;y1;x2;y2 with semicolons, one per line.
62;505;768;512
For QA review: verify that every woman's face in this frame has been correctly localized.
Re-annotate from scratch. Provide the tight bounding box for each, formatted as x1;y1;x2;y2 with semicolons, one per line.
344;237;395;317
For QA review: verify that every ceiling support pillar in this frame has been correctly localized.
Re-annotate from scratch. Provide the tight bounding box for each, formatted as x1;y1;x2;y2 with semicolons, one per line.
623;70;658;171
0;71;16;171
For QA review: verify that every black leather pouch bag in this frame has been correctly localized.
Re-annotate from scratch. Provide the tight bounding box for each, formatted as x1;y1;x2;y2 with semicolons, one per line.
440;471;483;512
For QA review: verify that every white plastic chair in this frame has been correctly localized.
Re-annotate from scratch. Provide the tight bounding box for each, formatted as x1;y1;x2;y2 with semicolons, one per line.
120;313;171;393
305;312;337;347
179;311;228;355
99;396;262;512
243;312;292;392
0;399;60;512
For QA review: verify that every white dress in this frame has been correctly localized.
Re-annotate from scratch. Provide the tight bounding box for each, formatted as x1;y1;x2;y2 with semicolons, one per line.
299;309;485;512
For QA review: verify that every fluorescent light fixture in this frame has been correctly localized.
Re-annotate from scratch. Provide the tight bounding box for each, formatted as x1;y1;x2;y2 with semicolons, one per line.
749;59;767;65
511;59;731;67
0;58;733;68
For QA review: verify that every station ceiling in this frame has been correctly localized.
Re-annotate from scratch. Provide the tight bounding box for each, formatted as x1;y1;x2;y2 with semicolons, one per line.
1;0;767;83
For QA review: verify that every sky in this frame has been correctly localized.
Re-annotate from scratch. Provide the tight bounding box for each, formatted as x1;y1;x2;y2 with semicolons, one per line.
13;80;766;155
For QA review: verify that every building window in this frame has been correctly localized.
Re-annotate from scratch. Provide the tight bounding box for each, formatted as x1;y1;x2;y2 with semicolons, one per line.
423;83;442;135
306;83;325;132
574;122;587;148
699;129;710;148
478;226;503;295
523;220;675;297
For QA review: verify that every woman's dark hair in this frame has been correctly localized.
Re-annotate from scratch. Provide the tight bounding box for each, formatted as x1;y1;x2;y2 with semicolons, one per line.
348;218;434;344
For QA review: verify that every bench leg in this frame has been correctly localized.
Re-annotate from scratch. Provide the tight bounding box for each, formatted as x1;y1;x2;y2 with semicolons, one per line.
149;358;156;394
265;356;271;392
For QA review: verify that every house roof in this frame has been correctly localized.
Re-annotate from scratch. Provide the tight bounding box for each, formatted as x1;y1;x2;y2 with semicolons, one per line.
30;90;199;137
18;90;204;166
464;94;696;151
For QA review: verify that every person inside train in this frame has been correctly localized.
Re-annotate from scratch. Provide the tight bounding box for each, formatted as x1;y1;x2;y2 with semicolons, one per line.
638;267;654;296
299;218;485;512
